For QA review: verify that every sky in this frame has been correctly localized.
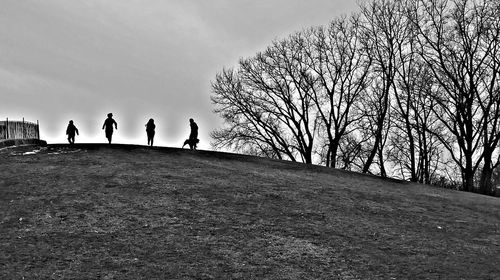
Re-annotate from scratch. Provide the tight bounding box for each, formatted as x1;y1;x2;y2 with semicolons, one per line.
0;0;359;149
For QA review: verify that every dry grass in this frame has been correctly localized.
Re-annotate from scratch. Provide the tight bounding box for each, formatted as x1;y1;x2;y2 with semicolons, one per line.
1;144;499;279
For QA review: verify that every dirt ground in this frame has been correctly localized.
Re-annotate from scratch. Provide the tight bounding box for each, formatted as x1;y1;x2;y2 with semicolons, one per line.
1;144;499;279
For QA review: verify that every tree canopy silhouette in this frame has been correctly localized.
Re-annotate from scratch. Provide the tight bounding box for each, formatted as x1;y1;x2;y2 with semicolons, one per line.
211;0;500;195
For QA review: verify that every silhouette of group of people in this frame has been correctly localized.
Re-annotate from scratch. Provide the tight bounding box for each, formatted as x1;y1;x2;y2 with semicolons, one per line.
66;113;199;150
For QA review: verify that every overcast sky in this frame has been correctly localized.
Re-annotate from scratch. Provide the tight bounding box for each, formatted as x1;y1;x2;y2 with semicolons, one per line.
1;0;359;149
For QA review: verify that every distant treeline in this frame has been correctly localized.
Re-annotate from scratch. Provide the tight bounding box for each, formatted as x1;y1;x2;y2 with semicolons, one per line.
0;119;40;140
211;0;500;195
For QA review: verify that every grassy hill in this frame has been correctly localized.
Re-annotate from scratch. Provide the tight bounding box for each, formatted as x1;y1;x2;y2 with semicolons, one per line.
1;144;499;279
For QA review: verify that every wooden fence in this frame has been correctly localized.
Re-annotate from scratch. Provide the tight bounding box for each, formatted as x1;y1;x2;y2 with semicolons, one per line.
0;118;40;140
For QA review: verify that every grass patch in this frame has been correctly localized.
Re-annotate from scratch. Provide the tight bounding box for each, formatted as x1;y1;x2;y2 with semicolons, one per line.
1;144;499;279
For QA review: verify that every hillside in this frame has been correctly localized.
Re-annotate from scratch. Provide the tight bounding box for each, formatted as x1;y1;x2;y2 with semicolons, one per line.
1;144;499;279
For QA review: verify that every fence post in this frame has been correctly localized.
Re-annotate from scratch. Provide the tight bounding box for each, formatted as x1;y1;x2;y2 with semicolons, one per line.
22;117;25;139
37;120;40;140
6;118;8;139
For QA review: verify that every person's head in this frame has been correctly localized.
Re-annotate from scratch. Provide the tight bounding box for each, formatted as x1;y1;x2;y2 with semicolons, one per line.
149;118;154;123
189;118;194;123
107;113;113;118
69;120;73;124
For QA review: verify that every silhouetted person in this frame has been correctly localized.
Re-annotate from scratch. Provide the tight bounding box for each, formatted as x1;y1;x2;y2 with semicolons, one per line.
189;118;198;141
66;120;79;145
182;118;199;150
145;118;156;146
102;113;117;144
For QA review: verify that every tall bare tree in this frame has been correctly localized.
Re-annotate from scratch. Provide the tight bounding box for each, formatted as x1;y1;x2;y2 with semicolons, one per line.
300;15;373;168
410;0;500;192
211;36;319;163
476;0;500;194
211;68;297;160
358;0;408;175
382;1;445;183
389;58;446;183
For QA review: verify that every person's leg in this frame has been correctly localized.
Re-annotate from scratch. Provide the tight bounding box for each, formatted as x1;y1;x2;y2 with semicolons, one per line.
106;131;112;144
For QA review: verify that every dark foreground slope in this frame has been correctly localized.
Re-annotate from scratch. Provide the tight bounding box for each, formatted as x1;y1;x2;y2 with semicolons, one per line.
1;144;499;279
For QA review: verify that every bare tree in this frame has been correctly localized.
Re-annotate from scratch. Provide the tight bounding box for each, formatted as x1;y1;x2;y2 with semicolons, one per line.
389;59;446;183
211;68;295;160
382;3;446;183
300;15;373;168
358;0;408;176
211;36;319;163
476;0;500;194
410;0;500;192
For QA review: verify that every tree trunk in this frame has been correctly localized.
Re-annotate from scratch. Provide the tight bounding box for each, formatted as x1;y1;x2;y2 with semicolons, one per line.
329;138;340;169
304;145;313;164
363;130;381;174
405;120;417;182
479;152;494;195
378;145;387;178
325;146;331;168
363;80;390;174
464;156;475;192
422;127;431;184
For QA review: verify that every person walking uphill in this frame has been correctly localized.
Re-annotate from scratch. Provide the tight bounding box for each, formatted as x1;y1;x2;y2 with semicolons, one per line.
145;118;156;146
102;113;117;144
182;118;199;150
66;120;79;145
189;118;198;142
